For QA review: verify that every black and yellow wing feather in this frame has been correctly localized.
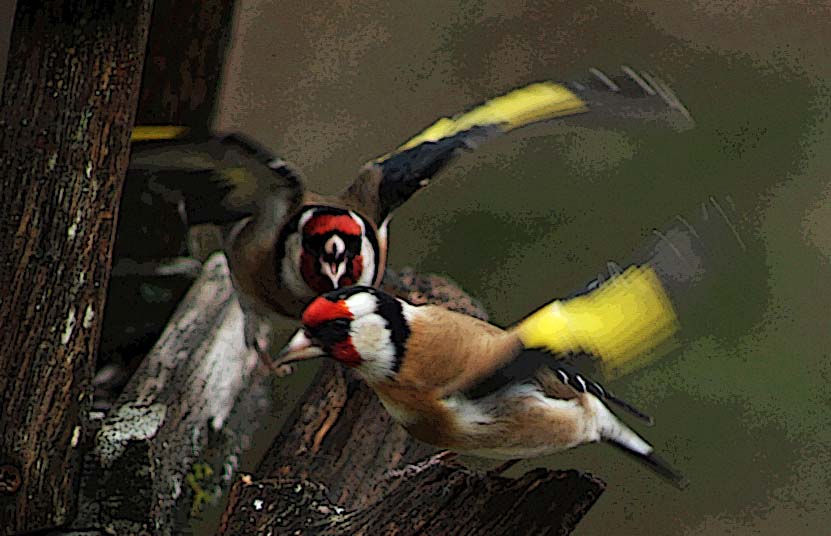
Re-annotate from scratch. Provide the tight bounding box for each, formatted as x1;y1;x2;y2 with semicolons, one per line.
515;196;749;377
348;66;692;223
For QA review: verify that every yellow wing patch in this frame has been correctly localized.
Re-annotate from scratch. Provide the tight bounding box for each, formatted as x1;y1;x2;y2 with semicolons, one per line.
131;125;190;142
392;82;588;154
516;265;679;376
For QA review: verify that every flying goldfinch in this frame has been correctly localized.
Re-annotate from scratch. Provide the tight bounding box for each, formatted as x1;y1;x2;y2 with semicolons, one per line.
129;66;691;364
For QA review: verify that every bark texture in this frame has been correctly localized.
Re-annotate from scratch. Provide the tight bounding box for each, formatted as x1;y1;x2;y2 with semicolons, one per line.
0;2;153;533
136;0;236;125
218;464;605;535
73;254;273;536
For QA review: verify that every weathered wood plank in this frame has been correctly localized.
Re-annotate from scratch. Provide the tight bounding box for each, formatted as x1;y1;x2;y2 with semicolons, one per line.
218;465;605;535
0;2;153;533
72;254;273;535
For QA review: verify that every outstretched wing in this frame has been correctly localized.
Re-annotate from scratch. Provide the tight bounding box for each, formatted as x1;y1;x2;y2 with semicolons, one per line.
343;66;692;223
515;195;750;377
437;195;749;398
129;127;305;231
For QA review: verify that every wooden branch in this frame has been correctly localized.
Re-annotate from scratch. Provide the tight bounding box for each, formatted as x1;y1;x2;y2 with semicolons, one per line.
218;465;605;536
70;254;274;535
0;2;153;533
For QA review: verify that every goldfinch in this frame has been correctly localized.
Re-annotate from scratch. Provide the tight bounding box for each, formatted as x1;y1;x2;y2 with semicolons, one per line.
129;66;691;362
273;283;687;488
272;199;748;488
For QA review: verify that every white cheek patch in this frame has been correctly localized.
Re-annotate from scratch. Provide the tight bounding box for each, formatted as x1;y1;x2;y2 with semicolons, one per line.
344;292;377;318
349;313;397;383
297;209;316;231
282;209;319;298
281;230;314;299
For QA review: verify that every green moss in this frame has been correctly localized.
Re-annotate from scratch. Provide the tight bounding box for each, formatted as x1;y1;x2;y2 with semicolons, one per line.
186;462;215;517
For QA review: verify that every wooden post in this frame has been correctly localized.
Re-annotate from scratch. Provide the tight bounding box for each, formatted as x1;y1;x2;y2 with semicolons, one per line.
120;0;238;268
0;1;153;534
136;0;236;125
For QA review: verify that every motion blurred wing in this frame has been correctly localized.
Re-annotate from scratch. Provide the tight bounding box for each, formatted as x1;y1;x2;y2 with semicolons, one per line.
515;195;750;376
345;66;693;223
129;127;305;230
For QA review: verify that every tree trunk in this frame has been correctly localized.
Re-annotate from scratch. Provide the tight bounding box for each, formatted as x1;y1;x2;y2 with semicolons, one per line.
0;2;153;534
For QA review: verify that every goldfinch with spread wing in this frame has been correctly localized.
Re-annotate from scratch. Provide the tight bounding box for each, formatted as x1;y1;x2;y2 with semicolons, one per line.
129;66;691;363
272;198;748;488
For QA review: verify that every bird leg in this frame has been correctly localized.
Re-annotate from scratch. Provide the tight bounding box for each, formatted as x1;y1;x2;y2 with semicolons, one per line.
256;336;294;377
486;459;520;477
384;450;458;480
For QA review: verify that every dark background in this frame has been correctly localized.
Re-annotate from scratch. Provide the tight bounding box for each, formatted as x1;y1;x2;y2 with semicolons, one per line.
3;1;829;534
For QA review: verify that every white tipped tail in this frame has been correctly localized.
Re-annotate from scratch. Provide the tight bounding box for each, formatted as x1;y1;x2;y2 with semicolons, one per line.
589;396;689;489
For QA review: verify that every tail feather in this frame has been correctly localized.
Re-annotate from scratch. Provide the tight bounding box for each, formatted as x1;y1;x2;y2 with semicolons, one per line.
591;398;688;489
607;441;689;490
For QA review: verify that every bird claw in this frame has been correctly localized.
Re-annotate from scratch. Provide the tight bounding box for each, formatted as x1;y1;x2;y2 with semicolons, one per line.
271;363;295;377
254;336;296;377
485;459;519;478
384;451;457;480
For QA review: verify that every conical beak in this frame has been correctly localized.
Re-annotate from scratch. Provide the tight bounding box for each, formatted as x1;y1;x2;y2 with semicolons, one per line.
273;329;325;368
320;258;346;289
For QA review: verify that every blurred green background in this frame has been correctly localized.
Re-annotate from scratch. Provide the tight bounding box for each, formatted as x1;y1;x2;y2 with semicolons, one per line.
214;1;830;534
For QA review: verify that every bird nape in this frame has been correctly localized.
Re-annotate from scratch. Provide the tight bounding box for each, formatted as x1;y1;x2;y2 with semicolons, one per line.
127;65;692;371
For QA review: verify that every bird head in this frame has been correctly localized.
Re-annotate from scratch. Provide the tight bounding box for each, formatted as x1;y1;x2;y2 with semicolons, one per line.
286;207;379;294
274;286;411;382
